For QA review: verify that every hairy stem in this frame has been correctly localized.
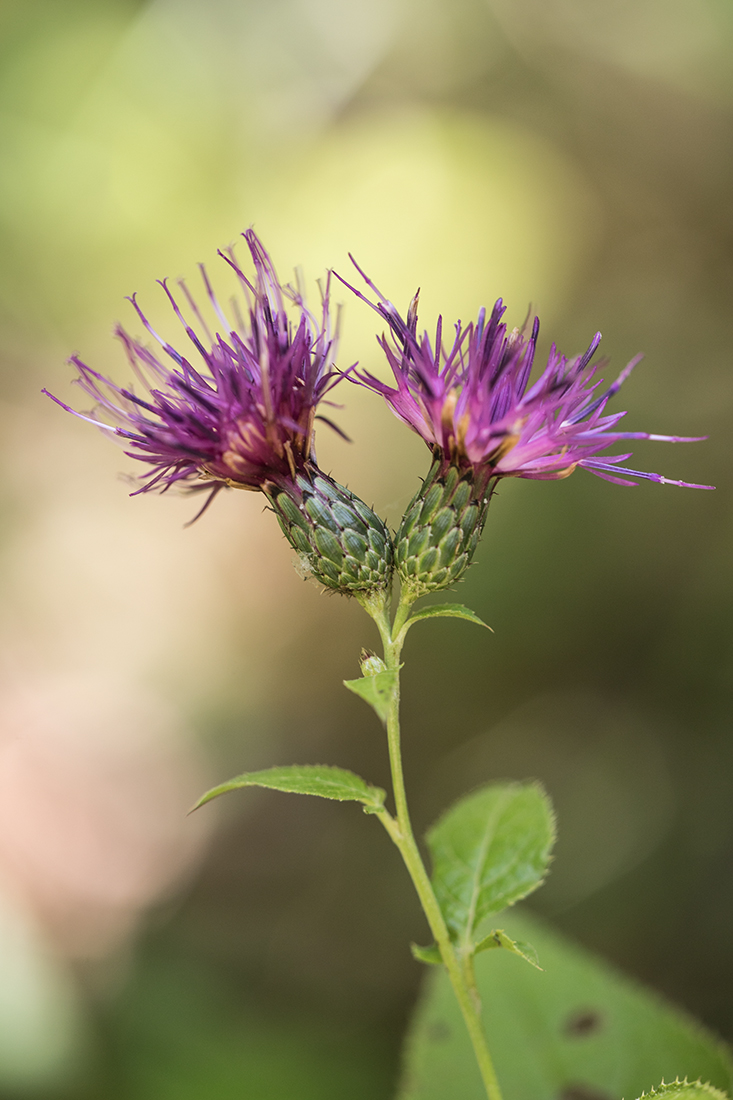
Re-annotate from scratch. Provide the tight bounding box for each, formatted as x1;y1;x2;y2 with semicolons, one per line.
361;591;503;1100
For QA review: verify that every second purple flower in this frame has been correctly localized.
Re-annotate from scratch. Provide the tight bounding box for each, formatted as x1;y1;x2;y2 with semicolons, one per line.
338;259;712;597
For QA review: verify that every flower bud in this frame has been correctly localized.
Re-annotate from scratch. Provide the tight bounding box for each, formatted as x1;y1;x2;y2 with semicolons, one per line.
396;460;489;598
359;649;387;676
267;470;394;595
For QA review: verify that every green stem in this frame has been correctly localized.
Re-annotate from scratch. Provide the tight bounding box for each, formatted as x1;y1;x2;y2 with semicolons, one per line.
363;591;503;1100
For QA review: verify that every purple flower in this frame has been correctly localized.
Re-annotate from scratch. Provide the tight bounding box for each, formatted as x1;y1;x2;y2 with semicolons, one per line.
45;231;345;516
337;259;714;495
45;233;395;594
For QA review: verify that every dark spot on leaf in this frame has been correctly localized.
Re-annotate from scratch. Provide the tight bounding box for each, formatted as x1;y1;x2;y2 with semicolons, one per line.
564;1008;604;1037
559;1085;613;1100
426;1019;451;1043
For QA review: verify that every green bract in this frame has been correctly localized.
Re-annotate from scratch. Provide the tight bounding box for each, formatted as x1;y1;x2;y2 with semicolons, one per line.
268;471;394;594
396;461;489;598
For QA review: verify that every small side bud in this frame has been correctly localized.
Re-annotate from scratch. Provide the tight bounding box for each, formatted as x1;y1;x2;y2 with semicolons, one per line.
396;459;490;598
360;649;387;676
267;470;394;595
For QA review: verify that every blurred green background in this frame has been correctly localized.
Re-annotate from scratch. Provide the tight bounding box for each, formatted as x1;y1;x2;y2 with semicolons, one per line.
0;0;731;1096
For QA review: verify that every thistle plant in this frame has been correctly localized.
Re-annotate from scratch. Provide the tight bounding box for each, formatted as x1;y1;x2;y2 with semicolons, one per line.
46;233;724;1100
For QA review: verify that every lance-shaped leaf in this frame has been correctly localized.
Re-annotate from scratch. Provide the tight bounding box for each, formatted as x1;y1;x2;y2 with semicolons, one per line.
192;764;386;813
404;604;492;633
343;669;398;724
426;782;555;948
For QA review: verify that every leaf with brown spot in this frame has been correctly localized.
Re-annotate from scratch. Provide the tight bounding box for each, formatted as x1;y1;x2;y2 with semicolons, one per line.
565;1010;605;1039
397;911;733;1100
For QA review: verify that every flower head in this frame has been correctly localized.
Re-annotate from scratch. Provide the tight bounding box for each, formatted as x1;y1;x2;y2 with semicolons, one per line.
46;232;395;595
338;259;714;496
45;230;344;515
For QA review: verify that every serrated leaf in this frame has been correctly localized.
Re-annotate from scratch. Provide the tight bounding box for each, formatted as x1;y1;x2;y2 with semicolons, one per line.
192;764;386;812
405;604;492;632
398;911;733;1100
474;929;541;970
427;782;555;947
637;1082;729;1100
411;943;443;966
343;669;398;724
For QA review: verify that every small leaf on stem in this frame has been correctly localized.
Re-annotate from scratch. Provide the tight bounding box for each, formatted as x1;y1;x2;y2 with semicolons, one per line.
404;604;492;632
343;669;398;724
192;764;386;812
474;928;542;970
411;943;444;967
427;781;555;949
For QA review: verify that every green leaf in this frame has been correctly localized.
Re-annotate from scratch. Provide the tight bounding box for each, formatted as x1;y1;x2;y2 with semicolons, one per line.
474;928;542;970
343;669;398;724
398;911;733;1100
426;782;555;947
411;943;444;967
192;764;386;813
405;604;492;632
637;1083;729;1100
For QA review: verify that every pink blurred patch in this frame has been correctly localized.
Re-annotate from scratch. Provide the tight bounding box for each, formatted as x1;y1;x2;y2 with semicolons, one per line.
0;673;212;959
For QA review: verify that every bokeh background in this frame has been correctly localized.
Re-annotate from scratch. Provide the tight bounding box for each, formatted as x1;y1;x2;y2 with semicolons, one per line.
0;0;731;1095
